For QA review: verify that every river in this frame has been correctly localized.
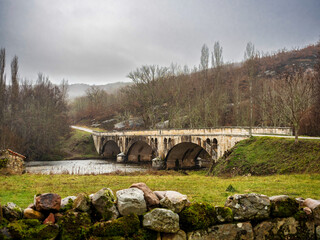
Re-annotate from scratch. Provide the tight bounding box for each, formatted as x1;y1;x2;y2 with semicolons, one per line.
25;159;148;175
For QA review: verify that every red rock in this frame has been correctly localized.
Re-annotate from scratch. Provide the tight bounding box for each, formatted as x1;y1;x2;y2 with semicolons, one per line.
130;183;160;207
44;213;55;224
35;193;61;212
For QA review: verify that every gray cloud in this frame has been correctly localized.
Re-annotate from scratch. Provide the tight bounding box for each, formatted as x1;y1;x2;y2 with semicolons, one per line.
0;0;319;84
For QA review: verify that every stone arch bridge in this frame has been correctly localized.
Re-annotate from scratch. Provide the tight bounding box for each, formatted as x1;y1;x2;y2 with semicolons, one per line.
92;127;292;169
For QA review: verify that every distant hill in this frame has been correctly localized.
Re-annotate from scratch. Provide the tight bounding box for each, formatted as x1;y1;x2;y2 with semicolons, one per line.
67;82;133;100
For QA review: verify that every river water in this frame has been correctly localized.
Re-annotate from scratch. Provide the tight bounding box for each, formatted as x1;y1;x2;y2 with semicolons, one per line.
25;159;148;175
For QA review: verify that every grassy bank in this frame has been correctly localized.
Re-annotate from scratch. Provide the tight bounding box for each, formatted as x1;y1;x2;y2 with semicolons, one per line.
58;129;100;160
212;137;320;176
0;173;319;208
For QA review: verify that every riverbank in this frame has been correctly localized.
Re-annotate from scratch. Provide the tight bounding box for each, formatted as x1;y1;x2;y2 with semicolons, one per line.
0;172;319;208
57;128;100;160
212;136;320;176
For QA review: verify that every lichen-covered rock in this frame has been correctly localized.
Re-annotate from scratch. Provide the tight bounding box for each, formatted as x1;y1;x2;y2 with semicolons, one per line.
179;203;216;231
225;193;270;221
73;193;91;212
302;198;320;225
160;191;190;213
58;211;91;240
7;219;59;240
92;188;119;220
253;217;315;240
23;208;44;220
116;188;147;216
162;230;186;240
61;196;76;209
3;202;23;221
91;214;140;238
143;208;179;233
215;206;233;223
187;222;254;240
270;195;299;218
35;193;61;212
130;183;160;208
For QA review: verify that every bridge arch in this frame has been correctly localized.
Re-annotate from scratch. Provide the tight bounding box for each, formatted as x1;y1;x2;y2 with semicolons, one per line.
102;140;120;159
165;142;212;169
126;140;155;163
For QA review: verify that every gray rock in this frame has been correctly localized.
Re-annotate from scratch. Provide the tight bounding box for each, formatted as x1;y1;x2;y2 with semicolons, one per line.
225;193;270;221
269;195;299;218
254;217;315;239
3;202;23;221
160;191;190;213
143;208;179;233
92;188;119;220
61;196;76;208
73;193;91;212
162;230;186;240
116;188;147;216
187;222;254;240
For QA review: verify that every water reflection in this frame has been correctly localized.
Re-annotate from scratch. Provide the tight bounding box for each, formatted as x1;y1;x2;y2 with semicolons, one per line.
25;159;147;175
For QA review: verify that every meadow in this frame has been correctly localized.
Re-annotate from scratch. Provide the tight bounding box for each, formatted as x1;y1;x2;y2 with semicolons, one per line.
0;172;319;208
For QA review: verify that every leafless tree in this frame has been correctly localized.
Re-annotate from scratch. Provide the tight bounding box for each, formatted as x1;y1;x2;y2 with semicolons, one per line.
275;67;316;142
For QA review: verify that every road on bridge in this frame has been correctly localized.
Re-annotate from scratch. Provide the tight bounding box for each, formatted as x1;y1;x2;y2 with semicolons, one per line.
71;125;320;140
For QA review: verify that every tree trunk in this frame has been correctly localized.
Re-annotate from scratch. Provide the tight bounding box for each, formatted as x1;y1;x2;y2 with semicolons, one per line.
294;124;299;143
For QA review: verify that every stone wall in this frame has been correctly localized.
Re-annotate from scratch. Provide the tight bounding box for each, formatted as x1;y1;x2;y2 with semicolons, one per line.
0;149;25;175
1;183;319;240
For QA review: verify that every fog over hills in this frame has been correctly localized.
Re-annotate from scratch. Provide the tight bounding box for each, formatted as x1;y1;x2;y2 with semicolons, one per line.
67;82;132;100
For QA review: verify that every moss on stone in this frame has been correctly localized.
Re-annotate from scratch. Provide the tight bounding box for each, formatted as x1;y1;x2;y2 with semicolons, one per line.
58;211;91;240
0;219;8;229
61;198;75;212
293;210;308;221
0;159;8;169
7;219;59;240
270;197;299;218
130;228;158;240
179;202;216;231
91;214;140;238
215;206;233;223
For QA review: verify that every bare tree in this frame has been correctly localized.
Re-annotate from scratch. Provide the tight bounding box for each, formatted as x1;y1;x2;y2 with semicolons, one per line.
244;42;259;135
275;67;315;142
200;44;209;72
0;48;6;148
10;56;19;118
213;41;223;68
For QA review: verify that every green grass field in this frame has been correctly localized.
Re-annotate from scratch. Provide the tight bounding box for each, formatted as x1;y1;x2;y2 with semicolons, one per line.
0;172;319;208
213;137;320;176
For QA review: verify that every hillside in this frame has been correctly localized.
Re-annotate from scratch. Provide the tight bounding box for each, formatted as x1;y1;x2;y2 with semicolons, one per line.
68;82;132;100
212;137;320;176
70;43;320;136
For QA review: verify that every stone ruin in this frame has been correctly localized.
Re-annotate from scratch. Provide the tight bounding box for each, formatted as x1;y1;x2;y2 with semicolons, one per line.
0;182;319;239
0;149;25;175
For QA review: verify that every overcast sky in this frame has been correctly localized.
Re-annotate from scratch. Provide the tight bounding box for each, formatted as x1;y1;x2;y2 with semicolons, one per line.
0;0;319;84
